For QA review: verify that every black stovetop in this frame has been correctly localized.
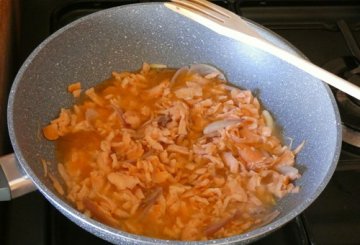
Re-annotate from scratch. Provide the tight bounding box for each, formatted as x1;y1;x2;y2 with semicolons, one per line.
1;1;360;244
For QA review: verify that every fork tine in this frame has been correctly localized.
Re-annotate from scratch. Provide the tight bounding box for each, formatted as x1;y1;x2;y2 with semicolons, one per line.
168;1;263;39
186;0;265;40
185;0;232;18
164;2;226;33
171;0;226;23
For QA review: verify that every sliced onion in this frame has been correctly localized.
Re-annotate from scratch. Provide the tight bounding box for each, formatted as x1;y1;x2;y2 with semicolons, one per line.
204;210;241;236
149;63;167;69
170;66;189;84
223;152;239;173
276;165;299;180
189;63;226;81
262;110;274;132
138;187;163;218
293;140;305;154
203;119;242;135
223;85;239;91
171;64;226;84
259;210;280;227
204;216;232;236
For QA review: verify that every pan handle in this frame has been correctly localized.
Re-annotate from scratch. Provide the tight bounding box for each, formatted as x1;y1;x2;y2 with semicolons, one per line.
0;153;36;201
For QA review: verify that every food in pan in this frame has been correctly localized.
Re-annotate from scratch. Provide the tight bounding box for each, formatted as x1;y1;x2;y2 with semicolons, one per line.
42;63;303;241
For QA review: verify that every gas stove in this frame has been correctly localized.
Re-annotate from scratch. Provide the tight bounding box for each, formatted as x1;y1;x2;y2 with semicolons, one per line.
1;1;360;244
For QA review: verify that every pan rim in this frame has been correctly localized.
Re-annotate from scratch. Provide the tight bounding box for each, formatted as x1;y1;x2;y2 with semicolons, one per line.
7;2;342;244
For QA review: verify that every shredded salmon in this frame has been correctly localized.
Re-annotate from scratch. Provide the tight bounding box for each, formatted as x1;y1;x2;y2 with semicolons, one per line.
68;82;82;98
41;159;49;177
48;173;65;195
68;82;81;92
42;123;59;140
43;63;303;241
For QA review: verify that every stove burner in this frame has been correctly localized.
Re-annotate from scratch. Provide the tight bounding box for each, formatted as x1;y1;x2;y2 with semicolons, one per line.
342;125;360;149
347;66;360;106
322;19;360;148
324;60;360;154
323;56;360;132
323;56;360;147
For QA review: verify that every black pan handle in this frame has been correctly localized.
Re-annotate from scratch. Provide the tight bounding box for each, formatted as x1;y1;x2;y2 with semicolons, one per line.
0;153;36;201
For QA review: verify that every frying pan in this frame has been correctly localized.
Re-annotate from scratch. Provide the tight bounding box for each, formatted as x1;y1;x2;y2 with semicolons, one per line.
0;2;341;244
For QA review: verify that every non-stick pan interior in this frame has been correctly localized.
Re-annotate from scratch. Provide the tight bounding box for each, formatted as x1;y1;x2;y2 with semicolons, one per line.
8;3;341;244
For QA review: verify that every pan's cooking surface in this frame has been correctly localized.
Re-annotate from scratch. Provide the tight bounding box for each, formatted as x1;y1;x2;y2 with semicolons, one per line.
1;1;360;245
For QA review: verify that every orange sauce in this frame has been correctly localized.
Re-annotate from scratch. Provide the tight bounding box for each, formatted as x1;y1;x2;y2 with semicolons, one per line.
44;64;300;241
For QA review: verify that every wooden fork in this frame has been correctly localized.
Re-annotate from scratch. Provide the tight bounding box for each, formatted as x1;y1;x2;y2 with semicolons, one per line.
164;0;360;100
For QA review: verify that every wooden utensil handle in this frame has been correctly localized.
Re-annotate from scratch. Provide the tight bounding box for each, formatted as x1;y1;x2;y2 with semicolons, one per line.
227;28;360;100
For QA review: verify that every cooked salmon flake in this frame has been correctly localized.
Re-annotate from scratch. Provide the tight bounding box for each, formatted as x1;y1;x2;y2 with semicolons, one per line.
43;63;303;241
67;82;81;93
42;123;59;140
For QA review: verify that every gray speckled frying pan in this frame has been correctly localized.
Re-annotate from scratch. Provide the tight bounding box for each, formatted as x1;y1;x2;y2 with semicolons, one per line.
1;2;341;244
